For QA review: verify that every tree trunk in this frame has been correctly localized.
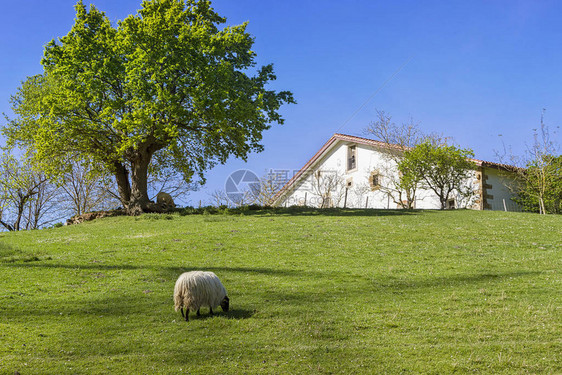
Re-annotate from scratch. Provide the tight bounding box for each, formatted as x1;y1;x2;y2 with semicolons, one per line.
14;191;31;231
539;196;546;215
439;194;447;210
115;143;165;215
114;161;131;209
0;219;14;231
128;154;152;216
405;189;415;209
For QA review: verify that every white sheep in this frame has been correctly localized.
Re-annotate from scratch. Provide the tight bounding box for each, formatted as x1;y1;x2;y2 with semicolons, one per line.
157;192;176;209
173;271;230;321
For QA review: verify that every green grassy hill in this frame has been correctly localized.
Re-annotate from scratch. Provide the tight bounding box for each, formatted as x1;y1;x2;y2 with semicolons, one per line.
1;209;560;374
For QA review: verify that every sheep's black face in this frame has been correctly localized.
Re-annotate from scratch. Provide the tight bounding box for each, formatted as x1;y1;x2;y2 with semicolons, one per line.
220;296;230;312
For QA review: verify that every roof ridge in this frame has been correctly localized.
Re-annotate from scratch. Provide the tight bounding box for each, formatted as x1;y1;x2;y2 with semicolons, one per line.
334;133;517;168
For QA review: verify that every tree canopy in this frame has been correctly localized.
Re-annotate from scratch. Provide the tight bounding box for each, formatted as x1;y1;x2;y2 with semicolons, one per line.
515;154;562;214
399;142;477;209
4;0;294;214
364;110;431;209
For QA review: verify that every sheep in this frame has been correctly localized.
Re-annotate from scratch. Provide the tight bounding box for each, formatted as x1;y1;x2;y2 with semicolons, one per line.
173;271;230;321
156;192;176;209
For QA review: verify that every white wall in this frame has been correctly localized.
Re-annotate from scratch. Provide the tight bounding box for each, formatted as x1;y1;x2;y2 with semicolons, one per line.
483;167;520;211
280;141;447;209
277;140;506;210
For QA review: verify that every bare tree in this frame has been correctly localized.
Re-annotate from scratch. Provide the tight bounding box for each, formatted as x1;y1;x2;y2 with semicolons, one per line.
310;170;346;208
525;123;556;214
210;186;256;208
363;111;424;208
349;180;372;208
207;171;285;208
23;179;65;229
363;110;448;208
251;172;286;206
0;152;49;231
208;189;231;207
61;158;118;216
497;112;561;214
365;110;425;149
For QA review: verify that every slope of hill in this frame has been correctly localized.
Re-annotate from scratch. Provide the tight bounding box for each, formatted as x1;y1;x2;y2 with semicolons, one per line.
1;209;560;374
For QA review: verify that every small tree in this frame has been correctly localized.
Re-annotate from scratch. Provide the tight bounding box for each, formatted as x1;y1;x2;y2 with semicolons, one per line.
363;110;446;208
209;189;231;207
208;171;285;208
0;152;50;231
496;113;561;214
515;154;562;214
23;178;64;230
310;170;345;208
400;142;477;209
61;158;118;216
251;173;284;206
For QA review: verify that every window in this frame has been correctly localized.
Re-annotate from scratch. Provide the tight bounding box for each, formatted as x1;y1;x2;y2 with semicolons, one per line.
370;170;381;191
447;199;456;209
347;145;356;171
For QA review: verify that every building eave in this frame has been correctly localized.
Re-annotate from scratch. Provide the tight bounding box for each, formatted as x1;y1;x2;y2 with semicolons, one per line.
272;135;340;204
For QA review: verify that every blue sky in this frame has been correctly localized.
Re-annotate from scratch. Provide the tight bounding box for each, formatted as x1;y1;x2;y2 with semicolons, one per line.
1;0;561;205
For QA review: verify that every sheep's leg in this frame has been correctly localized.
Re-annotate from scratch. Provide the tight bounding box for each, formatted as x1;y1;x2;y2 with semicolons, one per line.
180;308;185;318
184;308;189;322
209;307;214;316
196;308;201;317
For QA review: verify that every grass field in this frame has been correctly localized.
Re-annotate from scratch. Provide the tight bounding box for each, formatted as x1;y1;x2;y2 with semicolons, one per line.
1;209;560;374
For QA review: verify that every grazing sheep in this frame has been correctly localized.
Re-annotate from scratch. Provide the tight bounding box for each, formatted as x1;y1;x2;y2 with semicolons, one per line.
157;192;176;209
174;271;229;321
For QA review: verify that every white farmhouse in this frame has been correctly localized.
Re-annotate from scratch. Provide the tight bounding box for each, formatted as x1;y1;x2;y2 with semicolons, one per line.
273;133;518;210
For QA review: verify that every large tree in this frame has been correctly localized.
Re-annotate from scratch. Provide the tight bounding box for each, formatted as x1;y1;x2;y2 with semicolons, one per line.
4;0;294;215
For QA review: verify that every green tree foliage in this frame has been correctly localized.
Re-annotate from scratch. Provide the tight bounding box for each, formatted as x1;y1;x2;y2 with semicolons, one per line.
399;142;477;209
514;155;562;214
497;115;561;214
363;110;424;209
363;110;450;209
4;0;294;215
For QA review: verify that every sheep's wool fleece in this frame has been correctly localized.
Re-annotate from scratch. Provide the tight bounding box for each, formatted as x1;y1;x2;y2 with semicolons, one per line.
174;271;227;312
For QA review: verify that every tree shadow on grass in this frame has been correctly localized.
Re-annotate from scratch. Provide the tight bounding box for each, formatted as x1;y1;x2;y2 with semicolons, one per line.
241;207;423;217
160;266;329;281
0;242;47;263
3;262;541;292
1;266;543;323
2;262;329;279
176;206;425;217
371;270;542;292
